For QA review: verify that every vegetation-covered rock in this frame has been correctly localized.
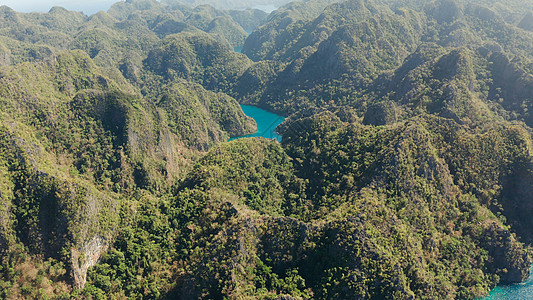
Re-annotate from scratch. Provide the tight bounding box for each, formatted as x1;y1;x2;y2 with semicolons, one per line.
0;0;533;299
145;31;252;92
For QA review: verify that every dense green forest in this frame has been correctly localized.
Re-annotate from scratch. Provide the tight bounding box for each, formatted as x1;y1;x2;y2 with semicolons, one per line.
0;0;532;299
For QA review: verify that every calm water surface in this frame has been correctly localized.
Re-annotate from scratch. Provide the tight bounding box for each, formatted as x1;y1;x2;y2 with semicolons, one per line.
230;105;285;142
482;266;533;299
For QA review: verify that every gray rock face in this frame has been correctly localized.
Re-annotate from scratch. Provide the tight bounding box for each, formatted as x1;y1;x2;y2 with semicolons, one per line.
71;236;109;289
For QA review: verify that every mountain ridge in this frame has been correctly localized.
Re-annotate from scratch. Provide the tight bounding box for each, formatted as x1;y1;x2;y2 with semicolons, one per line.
0;0;532;298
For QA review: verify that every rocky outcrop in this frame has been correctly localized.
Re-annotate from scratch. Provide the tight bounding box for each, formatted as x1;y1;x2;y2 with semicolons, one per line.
71;236;109;289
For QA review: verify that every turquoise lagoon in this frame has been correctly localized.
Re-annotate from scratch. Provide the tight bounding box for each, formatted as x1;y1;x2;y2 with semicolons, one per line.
482;266;533;299
230;105;285;142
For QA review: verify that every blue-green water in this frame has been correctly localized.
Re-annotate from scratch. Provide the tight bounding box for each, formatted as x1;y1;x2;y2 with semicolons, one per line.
482;266;533;299
234;46;243;53
229;105;285;142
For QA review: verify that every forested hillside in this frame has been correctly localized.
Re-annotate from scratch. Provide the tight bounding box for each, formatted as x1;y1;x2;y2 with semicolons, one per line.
0;0;532;299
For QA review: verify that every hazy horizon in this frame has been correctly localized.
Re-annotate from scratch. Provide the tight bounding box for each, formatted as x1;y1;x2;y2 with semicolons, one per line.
0;0;279;15
1;0;118;15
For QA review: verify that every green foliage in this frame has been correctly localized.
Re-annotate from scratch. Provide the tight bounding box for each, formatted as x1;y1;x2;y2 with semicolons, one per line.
237;0;533;120
0;0;533;299
157;81;256;150
145;31;252;92
181;138;305;216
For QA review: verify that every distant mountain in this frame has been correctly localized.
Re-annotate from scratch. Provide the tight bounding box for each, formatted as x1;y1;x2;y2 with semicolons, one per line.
0;1;117;15
178;0;288;10
237;0;533;123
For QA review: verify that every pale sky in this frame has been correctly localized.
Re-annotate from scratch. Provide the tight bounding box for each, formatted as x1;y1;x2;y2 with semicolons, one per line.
0;0;120;15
